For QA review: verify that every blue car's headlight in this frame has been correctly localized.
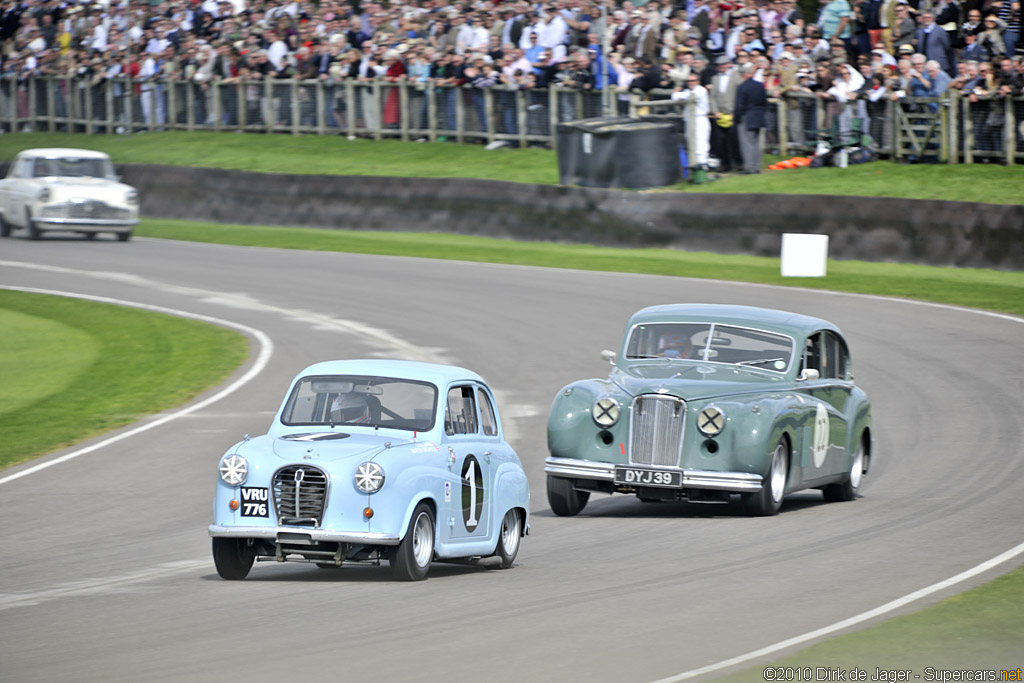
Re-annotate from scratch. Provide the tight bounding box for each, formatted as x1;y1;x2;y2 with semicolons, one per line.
218;454;248;486
354;462;385;493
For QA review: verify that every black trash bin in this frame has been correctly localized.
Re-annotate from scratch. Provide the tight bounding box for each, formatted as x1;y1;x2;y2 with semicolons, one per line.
556;117;681;189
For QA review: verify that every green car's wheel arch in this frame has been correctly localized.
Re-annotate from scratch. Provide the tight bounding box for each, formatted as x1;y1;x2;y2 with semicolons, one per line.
0;213;10;238
391;501;435;581
547;475;590;517
743;436;790;517
212;537;257;580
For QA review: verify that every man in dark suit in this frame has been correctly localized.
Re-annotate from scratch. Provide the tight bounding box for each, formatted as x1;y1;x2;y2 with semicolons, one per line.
734;62;767;174
915;10;955;76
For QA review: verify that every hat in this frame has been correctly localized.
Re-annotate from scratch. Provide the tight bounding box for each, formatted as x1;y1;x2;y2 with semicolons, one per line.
780;51;794;60
716;55;732;65
631;10;643;17
897;44;914;53
677;46;693;54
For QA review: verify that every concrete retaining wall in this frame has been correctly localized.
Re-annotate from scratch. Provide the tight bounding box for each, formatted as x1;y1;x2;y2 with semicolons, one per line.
121;165;1023;270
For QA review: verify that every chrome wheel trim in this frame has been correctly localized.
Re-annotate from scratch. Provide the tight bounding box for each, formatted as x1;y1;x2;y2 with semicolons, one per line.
412;511;433;568
850;445;864;490
501;510;521;556
770;443;788;503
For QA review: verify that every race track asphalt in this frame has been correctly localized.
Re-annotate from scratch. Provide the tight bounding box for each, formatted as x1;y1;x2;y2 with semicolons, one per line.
1;236;1022;683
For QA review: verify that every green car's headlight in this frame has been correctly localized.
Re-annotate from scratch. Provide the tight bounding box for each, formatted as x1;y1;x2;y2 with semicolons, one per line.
592;397;620;427
354;462;385;493
218;454;248;486
697;406;726;437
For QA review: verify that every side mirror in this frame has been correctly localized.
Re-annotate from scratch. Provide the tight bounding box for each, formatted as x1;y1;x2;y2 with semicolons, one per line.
600;350;617;365
797;368;820;381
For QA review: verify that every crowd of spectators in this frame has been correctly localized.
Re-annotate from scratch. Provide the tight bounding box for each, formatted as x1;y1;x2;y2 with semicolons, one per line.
0;0;1022;158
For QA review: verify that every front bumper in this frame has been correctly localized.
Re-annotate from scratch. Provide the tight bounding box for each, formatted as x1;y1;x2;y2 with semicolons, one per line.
544;456;763;493
35;217;137;230
208;524;401;546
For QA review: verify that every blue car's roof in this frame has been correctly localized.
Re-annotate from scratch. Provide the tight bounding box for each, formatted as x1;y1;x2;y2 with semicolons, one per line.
626;304;842;338
294;359;486;388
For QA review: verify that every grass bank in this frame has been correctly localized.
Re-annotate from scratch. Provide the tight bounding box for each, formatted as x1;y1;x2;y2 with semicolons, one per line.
715;567;1024;681
2;132;1023;204
0;290;248;471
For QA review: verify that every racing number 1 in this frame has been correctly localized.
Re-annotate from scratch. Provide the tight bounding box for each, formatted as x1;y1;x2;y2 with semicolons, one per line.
461;455;483;532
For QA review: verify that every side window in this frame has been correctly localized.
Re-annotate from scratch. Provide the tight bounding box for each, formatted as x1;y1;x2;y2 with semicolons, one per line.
824;332;850;380
445;386;478;435
478;388;498;437
802;333;823;374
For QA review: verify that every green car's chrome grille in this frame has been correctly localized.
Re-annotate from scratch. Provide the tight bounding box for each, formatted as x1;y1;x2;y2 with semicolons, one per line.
629;395;686;467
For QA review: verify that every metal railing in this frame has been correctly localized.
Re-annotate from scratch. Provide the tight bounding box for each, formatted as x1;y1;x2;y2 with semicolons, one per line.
0;75;1019;165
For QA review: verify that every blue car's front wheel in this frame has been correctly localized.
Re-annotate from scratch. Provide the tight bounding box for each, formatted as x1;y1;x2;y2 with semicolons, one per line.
212;537;256;580
391;502;434;581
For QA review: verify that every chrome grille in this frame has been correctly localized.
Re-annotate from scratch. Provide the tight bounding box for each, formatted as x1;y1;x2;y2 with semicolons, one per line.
40;200;131;220
272;465;329;527
629;395;686;467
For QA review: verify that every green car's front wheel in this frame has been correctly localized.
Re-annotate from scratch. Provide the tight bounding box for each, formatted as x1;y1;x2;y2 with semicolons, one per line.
743;438;789;517
547;475;590;517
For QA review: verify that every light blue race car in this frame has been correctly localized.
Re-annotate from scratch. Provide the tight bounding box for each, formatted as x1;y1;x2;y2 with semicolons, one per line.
209;359;530;581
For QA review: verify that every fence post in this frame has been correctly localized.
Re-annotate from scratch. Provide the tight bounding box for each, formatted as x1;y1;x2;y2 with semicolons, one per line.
1004;96;1016;165
315;80;325;136
962;97;973;164
46;77;55;132
517;89;527;148
776;98;788;157
484;88;495;144
947;91;959;164
891;98;902;161
549;86;558;138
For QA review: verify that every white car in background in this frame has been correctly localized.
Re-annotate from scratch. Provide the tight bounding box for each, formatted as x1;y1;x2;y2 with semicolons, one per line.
0;148;139;241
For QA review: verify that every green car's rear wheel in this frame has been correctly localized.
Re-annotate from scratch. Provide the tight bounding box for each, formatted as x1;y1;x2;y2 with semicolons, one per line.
823;441;865;502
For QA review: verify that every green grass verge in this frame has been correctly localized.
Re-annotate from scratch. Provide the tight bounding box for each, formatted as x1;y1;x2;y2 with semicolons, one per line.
714;567;1024;681
0;290;248;471
138;219;1024;318
2;132;1023;204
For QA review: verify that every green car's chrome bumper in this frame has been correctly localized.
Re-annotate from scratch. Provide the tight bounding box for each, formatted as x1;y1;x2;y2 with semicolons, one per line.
544;456;763;492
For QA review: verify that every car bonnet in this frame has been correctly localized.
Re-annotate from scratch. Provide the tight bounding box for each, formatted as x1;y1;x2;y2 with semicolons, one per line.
610;363;790;401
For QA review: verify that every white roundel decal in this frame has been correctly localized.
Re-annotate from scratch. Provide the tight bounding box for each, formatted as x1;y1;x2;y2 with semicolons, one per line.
811;402;830;468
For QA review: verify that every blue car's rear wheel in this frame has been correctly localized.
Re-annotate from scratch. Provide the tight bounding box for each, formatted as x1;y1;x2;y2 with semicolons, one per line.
212;537;256;580
493;509;521;569
391;502;434;581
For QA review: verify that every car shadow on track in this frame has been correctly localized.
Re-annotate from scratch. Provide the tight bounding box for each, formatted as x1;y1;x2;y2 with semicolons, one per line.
532;491;835;519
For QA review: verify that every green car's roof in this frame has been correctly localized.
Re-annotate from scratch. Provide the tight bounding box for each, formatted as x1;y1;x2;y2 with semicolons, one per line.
626;304;842;339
